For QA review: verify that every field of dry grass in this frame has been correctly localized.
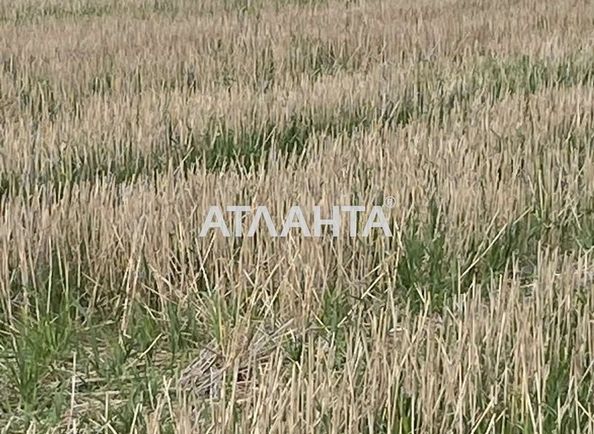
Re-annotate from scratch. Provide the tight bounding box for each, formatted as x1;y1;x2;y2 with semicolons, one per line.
1;0;594;432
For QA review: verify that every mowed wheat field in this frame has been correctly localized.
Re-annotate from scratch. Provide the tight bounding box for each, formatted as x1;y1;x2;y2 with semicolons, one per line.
1;0;594;432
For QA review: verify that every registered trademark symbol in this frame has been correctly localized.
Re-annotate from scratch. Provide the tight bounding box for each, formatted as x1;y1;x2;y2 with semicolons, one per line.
383;196;396;209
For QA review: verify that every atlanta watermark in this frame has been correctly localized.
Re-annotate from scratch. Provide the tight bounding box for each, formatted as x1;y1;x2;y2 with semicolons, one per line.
198;199;395;238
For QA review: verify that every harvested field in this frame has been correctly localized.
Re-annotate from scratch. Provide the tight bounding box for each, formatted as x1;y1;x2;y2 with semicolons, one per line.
0;0;593;432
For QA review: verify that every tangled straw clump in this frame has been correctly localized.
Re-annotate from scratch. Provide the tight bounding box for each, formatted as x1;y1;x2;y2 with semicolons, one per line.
179;320;297;402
